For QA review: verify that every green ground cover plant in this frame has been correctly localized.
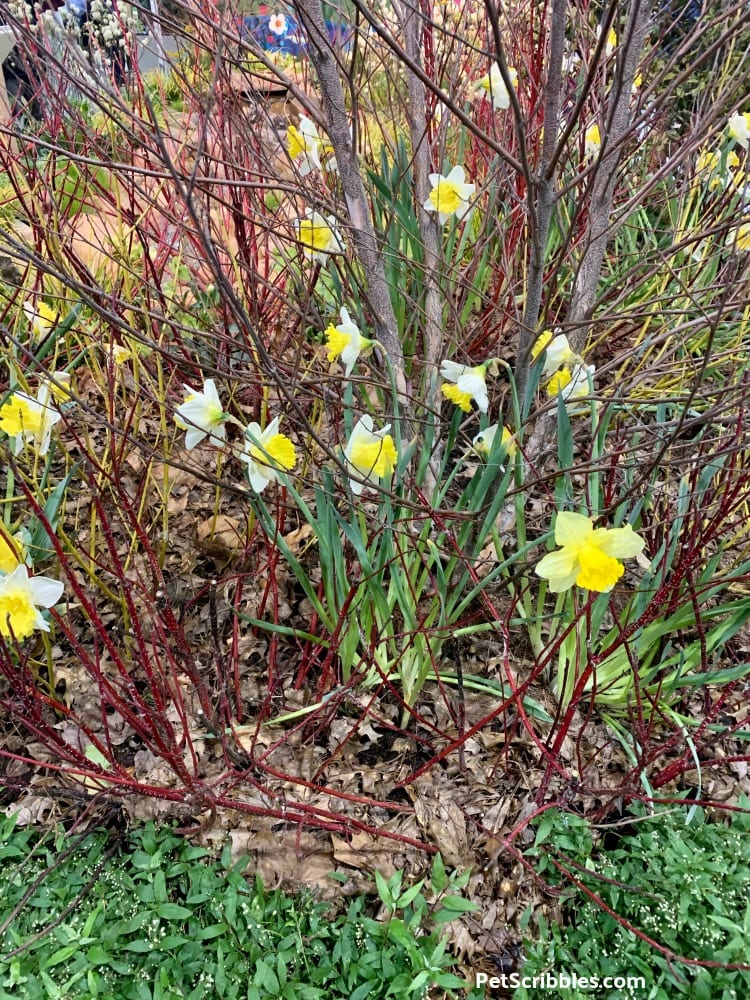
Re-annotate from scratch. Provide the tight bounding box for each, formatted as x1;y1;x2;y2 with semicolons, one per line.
0;813;474;999
519;801;750;999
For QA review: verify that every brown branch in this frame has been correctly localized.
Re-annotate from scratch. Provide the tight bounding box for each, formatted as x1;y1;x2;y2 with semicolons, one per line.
293;0;411;422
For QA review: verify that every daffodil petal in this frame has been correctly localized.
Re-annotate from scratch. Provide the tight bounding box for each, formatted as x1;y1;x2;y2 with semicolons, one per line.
535;549;580;592
592;524;645;559
553;511;593;546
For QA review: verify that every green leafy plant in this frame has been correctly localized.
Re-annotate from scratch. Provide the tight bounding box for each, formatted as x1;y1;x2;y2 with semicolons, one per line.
520;801;750;999
0;815;475;999
248;390;538;721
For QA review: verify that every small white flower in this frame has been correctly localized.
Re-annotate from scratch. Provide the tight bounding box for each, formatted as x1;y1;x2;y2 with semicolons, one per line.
268;13;288;35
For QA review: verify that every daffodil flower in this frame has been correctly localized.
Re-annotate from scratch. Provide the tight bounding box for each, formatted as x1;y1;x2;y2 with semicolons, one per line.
344;415;398;495
599;25;617;58
287;116;323;176
324;307;374;376
240;416;297;493
728;111;750;149
297;210;346;263
536;511;645;593
585;124;601;159
23;300;58;339
107;342;133;364
42;371;72;404
440;360;489;413
424;166;475;225
0;563;64;640
472;424;516;459
531;330;577;377
174;379;227;450
0;531;26;574
695;149;741;192
472;64;517;110
733;223;750;252
0;385;62;456
546;363;595;413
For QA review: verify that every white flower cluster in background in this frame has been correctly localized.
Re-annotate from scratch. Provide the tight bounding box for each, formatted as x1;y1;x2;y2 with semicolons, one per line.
55;0;142;72
86;0;141;50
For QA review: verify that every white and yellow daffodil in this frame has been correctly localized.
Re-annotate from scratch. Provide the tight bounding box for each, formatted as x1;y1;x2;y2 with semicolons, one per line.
174;379;227;450
0;564;65;640
531;330;577;377
728;111;750;149
424;166;476;225
287;116;323;176
297;210;346;264
241;416;297;493
344;415;398;495
440;360;490;413
472;424;516;459
472;64;517;110
585;124;601;159
0;384;62;456
324;308;374;376
23;300;58;340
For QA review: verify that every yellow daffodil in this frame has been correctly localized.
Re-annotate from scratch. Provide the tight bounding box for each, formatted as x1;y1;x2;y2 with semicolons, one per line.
546;367;572;395
42;371;72;403
23;299;58;339
424;166;475;225
472;424;516;459
109;342;133;364
734;223;750;252
536;511;645;593
696;149;721;190
531;330;576;377
287;116;323;176
440;359;489;413
546;363;595;413
472;64;518;110
728;111;750;149
585;124;601;159
241;416;297;493
0;563;64;640
344;415;398;495
324;307;374;376
0;385;62;456
696;149;741;191
174;379;227;450
0;532;25;574
297;210;346;264
604;26;617;57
